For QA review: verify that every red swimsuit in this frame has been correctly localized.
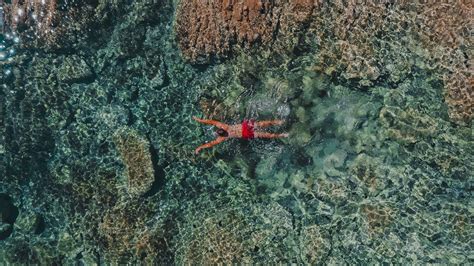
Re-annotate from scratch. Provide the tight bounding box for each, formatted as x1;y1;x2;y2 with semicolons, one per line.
241;119;255;139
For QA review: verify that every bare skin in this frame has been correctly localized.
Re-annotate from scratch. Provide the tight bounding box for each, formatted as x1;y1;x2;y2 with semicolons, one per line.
193;116;288;154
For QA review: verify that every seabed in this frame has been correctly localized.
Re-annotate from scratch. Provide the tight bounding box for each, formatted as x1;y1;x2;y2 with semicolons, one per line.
0;1;472;264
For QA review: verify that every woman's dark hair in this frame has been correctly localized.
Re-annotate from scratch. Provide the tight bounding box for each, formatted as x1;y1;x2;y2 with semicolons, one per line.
216;128;228;137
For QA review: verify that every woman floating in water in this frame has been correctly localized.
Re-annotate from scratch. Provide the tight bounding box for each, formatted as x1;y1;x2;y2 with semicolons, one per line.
193;116;289;154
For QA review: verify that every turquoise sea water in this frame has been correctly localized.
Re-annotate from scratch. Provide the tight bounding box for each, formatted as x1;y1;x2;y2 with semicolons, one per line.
0;1;472;264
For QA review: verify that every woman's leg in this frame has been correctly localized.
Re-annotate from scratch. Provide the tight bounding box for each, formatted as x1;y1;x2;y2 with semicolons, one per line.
254;131;289;138
254;120;284;128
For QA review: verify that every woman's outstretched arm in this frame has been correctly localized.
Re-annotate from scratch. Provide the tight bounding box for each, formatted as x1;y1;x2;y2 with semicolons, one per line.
193;116;228;130
195;137;226;154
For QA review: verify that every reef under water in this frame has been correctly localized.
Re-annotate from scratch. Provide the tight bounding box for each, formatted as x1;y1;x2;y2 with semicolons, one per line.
0;0;472;264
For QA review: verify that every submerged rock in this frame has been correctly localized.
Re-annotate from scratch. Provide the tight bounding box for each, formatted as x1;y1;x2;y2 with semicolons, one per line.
56;55;94;84
113;127;155;197
175;0;316;64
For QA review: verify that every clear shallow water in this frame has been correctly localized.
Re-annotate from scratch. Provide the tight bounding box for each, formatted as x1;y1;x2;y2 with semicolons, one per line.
0;1;472;264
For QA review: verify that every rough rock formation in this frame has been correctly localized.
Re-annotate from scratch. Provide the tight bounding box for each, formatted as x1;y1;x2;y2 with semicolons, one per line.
1;0;97;50
176;1;472;123
98;200;166;263
415;1;473;123
113;128;155;197
3;0;57;33
175;0;317;64
308;1;473;123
